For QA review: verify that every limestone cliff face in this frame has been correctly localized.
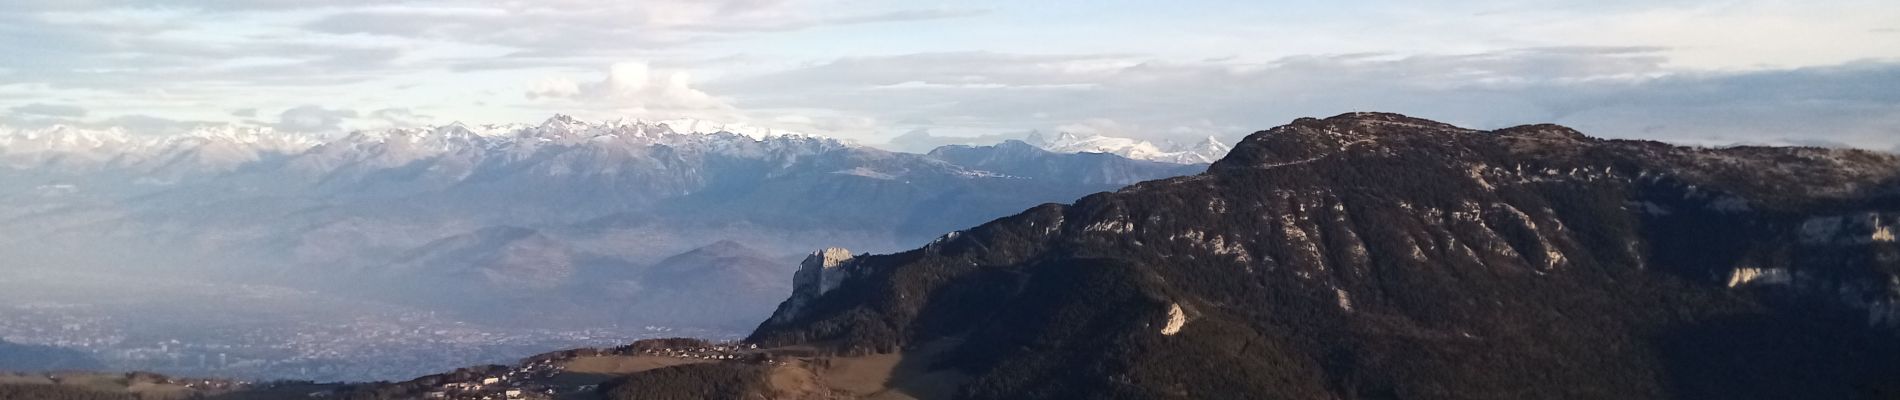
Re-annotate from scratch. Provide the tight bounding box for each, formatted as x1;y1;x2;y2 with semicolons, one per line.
769;247;856;325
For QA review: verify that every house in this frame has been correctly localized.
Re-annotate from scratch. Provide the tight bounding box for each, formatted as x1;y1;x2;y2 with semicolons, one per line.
481;377;501;385
504;388;523;398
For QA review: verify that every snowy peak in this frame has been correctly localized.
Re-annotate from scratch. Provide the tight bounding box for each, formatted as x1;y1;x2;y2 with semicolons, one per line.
1024;130;1230;165
1163;136;1233;164
0;124;322;172
0;115;843;175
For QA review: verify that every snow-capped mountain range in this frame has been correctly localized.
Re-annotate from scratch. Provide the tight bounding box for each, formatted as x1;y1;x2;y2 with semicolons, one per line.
1;117;1232;176
1026;130;1233;164
0;115;1206;329
0;115;825;173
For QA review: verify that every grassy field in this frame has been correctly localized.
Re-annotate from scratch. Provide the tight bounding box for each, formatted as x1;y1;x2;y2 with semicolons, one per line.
0;372;207;400
808;339;969;400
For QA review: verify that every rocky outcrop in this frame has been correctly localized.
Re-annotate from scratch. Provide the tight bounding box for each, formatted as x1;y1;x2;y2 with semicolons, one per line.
769;248;856;325
1725;268;1792;287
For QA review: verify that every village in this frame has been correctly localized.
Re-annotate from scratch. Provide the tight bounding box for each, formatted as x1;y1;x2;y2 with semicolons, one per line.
311;338;781;400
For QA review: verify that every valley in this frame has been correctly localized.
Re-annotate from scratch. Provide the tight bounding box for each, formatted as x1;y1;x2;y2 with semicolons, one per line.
0;118;1210;385
0;269;707;382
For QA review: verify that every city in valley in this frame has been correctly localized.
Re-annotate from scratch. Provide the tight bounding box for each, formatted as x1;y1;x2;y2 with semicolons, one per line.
0;270;733;382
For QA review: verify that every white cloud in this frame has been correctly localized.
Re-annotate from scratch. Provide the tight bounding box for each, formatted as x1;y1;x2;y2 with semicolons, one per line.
711;49;1900;150
2;1;1896;150
10;103;87;118
528;61;732;114
367;108;432;128
772;115;815;125
527;78;582;99
275;105;357;133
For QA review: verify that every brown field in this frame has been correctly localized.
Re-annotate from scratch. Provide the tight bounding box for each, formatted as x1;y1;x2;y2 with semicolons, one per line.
560;355;711;375
541;354;713;389
807;339;968;400
2;372;204;400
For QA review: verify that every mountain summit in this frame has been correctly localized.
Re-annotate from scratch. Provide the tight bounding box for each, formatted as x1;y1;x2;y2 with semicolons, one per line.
603;112;1900;399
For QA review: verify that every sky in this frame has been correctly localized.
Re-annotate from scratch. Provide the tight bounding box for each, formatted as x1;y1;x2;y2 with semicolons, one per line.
1;0;1897;151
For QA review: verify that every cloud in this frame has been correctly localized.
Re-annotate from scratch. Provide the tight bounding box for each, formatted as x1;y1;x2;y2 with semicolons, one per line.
96;114;210;135
527;78;582;99
0;8;411;91
367;108;432;128
230;108;257;118
527;61;732;113
301;2;985;62
10;103;87;118
707;49;1900;150
275;105;357;133
3;1;1895;151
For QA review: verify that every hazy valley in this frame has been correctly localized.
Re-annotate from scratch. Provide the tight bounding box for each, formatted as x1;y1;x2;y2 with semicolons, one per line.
0;117;1211;382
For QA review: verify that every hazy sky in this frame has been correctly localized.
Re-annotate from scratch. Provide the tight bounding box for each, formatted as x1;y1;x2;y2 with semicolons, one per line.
1;0;1896;150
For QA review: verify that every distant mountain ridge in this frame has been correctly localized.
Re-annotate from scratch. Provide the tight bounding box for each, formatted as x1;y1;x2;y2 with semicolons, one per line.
925;140;1205;185
1025;130;1232;164
0;115;1207;329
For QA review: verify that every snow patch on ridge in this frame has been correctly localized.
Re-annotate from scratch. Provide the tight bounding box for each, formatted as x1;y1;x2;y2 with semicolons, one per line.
1026;131;1231;164
772;248;857;324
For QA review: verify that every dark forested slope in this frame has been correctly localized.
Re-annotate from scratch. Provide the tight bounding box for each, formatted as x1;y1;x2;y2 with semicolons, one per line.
730;112;1900;399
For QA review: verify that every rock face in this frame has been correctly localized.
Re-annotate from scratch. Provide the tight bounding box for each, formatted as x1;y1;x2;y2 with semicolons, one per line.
772;248;857;325
733;113;1900;399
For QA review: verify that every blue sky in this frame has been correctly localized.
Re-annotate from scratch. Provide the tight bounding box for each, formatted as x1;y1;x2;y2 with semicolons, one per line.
1;0;1896;151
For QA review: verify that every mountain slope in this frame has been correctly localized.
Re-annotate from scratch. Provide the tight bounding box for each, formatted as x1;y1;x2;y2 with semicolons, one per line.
714;113;1900;399
614;240;800;329
381;226;575;291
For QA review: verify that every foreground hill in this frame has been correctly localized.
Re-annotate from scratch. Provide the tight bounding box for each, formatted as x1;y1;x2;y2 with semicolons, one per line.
611;112;1900;399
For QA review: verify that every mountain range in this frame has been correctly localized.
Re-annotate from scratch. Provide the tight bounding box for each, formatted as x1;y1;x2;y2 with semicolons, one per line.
0;116;1210;328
